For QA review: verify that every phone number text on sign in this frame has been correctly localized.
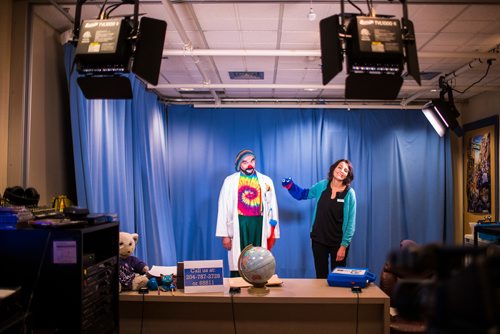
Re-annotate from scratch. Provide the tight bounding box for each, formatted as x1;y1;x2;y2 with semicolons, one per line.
184;267;223;286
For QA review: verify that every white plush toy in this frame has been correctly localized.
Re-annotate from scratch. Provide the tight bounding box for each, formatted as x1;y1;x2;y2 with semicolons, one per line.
119;232;150;292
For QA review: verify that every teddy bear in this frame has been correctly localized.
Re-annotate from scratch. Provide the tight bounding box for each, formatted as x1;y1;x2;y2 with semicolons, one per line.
118;232;150;292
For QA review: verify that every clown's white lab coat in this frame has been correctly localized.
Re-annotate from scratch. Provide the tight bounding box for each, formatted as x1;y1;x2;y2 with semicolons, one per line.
215;171;280;271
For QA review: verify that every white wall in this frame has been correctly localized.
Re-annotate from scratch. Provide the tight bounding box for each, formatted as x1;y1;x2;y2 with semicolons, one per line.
3;2;74;206
29;13;75;205
0;0;12;195
462;91;500;124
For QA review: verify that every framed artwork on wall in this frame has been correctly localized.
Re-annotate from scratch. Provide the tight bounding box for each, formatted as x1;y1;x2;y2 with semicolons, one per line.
463;115;498;234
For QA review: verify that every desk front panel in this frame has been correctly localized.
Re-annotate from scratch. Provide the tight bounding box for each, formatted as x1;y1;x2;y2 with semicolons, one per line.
119;278;389;334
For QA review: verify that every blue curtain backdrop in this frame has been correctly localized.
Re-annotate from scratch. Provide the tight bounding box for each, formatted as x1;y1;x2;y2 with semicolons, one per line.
64;44;177;266
165;105;454;278
65;45;453;278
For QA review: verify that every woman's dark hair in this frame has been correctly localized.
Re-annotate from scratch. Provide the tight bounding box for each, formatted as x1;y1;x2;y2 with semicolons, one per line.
328;159;354;186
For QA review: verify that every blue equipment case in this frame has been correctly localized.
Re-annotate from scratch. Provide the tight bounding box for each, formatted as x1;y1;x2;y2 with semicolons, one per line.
327;267;376;288
476;223;500;242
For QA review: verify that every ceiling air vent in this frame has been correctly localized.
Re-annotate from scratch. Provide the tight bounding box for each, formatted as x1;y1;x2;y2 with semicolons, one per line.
229;71;264;80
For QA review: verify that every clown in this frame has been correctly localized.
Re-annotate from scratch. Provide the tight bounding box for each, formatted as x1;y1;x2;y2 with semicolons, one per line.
216;149;280;277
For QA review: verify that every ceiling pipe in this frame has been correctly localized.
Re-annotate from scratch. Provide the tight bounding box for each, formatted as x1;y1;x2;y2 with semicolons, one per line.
152;83;342;90
272;4;285;93
149;83;428;91
159;0;220;104
401;89;438;106
190;104;424;109
443;58;489;82
402;57;496;106
162;49;500;60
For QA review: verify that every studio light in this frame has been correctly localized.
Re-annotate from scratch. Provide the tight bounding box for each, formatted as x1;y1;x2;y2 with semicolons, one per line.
422;78;463;137
319;0;421;100
422;99;450;137
72;0;167;99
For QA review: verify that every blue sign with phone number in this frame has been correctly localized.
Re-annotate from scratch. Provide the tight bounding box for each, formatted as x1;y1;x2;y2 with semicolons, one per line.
184;267;224;287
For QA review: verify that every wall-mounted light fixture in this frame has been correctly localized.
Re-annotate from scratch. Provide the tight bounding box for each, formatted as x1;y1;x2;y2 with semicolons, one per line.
421;77;463;137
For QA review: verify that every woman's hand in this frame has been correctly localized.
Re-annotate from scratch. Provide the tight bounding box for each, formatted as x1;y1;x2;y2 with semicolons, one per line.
222;237;232;250
336;245;346;261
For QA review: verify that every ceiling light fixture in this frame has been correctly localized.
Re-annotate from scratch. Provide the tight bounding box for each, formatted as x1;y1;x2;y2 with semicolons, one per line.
308;8;317;21
308;0;316;21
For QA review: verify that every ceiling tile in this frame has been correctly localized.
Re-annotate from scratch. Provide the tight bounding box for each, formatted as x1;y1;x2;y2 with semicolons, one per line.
442;20;492;33
236;3;281;19
408;4;468;21
423;32;477;47
413;20;449;34
242;57;276;70
456;4;500;20
204;31;242;48
194;4;238;30
242;31;277;44
281;19;320;32
281;30;320;44
213;57;246;70
240;19;279;31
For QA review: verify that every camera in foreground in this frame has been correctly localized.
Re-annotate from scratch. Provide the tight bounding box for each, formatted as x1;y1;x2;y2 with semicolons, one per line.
388;244;500;334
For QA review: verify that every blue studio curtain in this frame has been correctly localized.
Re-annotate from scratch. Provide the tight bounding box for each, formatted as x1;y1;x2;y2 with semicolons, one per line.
165;105;454;278
65;44;453;278
64;44;177;266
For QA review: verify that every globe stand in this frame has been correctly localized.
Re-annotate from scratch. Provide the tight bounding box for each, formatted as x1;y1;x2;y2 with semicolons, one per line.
247;285;270;296
237;244;276;297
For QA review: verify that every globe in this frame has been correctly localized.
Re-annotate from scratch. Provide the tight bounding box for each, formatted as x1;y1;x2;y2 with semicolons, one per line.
238;244;276;290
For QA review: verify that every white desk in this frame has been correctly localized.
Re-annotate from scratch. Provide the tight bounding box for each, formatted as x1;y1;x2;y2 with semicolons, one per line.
120;278;389;334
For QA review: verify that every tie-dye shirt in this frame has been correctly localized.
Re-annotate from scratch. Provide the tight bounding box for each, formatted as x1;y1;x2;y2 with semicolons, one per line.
237;174;262;216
